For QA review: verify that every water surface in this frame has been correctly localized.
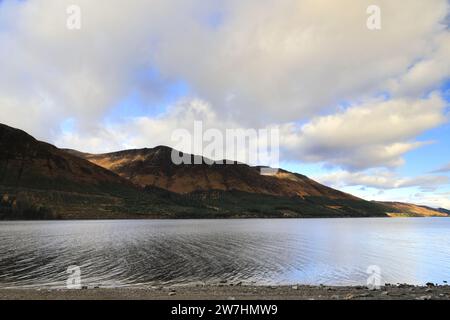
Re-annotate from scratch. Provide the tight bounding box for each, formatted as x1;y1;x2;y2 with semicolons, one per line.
0;218;449;288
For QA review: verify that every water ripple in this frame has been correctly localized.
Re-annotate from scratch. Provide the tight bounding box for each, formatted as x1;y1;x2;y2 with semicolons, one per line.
1;218;450;288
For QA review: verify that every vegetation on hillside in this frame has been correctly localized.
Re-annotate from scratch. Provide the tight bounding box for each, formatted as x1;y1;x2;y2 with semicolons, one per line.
1;123;447;220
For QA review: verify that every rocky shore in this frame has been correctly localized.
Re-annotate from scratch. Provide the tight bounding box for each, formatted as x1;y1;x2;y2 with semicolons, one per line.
1;284;449;300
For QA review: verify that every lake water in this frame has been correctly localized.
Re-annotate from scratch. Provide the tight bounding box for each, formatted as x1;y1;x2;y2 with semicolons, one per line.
0;218;449;289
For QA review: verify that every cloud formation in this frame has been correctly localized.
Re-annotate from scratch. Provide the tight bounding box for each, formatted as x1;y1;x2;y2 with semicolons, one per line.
370;191;450;210
281;94;447;170
1;0;448;135
0;0;449;198
316;170;450;191
153;0;449;124
416;192;450;209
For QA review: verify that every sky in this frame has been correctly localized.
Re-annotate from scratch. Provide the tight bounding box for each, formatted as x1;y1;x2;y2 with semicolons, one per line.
0;0;449;208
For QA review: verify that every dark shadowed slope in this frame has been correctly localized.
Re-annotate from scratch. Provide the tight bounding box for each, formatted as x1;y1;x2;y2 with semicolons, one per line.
0;124;131;192
0;124;183;219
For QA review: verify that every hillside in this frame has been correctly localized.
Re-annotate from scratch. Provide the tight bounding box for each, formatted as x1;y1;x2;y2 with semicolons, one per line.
71;147;357;198
68;147;449;218
66;147;391;218
378;202;449;217
2;122;446;219
1;123;388;219
0;124;187;219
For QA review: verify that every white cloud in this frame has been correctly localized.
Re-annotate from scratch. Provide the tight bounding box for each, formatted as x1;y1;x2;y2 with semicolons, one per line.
55;94;448;173
416;195;450;209
371;191;450;210
154;0;450;124
0;0;448;205
316;170;450;191
56;99;237;154
0;0;449;140
388;33;450;98
281;94;448;170
0;0;204;140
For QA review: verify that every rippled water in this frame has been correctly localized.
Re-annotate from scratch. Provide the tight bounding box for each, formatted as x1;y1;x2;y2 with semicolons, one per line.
1;218;450;288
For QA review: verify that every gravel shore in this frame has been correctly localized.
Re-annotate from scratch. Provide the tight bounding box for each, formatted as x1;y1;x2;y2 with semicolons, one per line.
1;284;449;300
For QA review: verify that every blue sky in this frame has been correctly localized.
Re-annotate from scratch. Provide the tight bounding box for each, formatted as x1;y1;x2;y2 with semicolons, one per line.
105;78;191;123
0;0;449;208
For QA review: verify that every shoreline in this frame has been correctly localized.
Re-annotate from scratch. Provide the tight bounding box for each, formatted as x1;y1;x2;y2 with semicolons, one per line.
1;284;449;300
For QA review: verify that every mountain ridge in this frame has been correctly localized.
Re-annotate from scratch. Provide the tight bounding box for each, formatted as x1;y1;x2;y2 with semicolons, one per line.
64;147;359;199
378;201;449;217
1;123;447;219
65;144;448;218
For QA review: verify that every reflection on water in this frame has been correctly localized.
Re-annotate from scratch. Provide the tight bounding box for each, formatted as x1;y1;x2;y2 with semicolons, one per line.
0;218;449;288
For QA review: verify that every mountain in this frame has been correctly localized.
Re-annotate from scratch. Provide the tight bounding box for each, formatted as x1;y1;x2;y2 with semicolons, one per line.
0;124;189;219
69;147;450;218
0;124;130;192
65;147;392;218
2;122;446;219
69;147;358;198
378;202;449;217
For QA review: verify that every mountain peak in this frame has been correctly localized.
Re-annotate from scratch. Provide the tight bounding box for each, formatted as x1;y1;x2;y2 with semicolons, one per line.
2;122;445;219
78;146;353;199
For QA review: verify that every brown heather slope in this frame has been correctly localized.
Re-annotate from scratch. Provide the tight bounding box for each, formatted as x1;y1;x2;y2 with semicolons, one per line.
0;124;130;191
1;123;386;219
2;123;446;219
67;147;449;218
65;147;394;218
378;202;448;217
69;147;357;199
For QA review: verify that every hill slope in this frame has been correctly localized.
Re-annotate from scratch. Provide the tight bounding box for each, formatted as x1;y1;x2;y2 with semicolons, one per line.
69;147;449;218
0;124;184;219
378;202;449;217
67;147;390;218
3;123;446;219
70;147;356;198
